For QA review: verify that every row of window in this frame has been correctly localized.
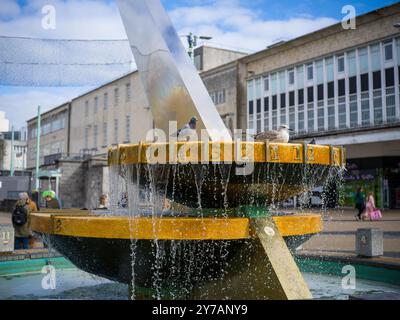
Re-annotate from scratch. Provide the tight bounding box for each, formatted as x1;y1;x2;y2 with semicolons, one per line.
248;37;400;132
30;141;63;161
84;83;131;117
254;39;399;99
30;113;66;139
84;116;131;150
210;89;226;105
249;67;399;114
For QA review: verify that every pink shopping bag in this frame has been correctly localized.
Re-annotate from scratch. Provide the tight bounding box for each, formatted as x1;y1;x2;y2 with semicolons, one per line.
370;209;382;221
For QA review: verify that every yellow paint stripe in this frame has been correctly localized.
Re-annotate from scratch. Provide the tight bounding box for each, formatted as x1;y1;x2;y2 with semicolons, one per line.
30;213;322;240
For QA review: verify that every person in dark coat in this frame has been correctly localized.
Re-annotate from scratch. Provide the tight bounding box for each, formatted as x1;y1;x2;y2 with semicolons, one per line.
354;187;365;221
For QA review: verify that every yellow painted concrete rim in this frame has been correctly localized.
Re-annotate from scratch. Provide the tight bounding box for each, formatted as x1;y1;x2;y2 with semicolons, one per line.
108;141;345;167
30;213;322;240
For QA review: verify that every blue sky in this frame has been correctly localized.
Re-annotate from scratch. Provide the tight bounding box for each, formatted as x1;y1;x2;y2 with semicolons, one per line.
0;0;398;129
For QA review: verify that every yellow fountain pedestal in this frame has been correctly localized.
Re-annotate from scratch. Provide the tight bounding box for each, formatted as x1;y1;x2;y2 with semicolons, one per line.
31;211;321;299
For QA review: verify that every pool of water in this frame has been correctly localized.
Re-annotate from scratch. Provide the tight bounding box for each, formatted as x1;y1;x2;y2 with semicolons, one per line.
1;259;399;300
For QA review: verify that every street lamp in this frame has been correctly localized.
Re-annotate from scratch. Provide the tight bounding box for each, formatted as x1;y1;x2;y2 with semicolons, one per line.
180;33;213;61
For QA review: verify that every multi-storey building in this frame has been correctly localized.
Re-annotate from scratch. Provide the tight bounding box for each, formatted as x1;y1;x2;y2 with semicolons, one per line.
238;3;400;208
26;103;70;169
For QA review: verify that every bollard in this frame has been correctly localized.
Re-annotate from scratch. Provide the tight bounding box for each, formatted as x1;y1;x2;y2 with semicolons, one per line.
0;224;14;253
356;228;383;257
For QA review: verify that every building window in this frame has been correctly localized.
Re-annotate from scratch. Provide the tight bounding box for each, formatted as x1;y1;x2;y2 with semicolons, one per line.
288;70;294;85
386;87;396;123
114;119;119;144
264;76;269;91
349;95;358;127
384;41;393;61
298;89;304;105
373;71;381;90
307;64;313;80
104;93;108;110
298;106;304;132
272;95;277;129
263;97;269;131
337;55;345;73
114;88;119;106
338;97;346;129
307;102;314;132
94;96;98;114
280;93;286;125
326;57;334;81
358;48;368;73
249;101;254;115
307;87;313;103
289;91;295;106
327;99;335;130
125;116;130;142
370;44;381;71
217;89;226;104
361;93;370;126
327;81;334;99
317;84;323;101
349;76;357;95
85;101;89;117
317;101;324;130
338;79;345;96
373;90;383;125
84;127;89;149
126;83;131;102
93;125;98;149
385;68;394;88
264;97;269;112
360;73;369;92
103;122;107;146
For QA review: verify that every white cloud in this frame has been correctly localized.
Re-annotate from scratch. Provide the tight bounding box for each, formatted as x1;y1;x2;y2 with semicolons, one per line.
169;0;338;52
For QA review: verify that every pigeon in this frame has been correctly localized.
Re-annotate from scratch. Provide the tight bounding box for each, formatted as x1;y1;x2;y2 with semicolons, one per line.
172;117;198;141
252;124;293;143
309;138;316;145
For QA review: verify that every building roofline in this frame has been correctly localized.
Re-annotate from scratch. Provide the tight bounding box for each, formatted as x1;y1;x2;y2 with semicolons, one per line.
238;2;400;64
196;43;251;55
26;102;70;124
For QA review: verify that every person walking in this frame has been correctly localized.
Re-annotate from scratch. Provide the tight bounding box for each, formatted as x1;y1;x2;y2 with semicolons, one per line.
362;192;374;220
12;192;36;250
354;187;365;221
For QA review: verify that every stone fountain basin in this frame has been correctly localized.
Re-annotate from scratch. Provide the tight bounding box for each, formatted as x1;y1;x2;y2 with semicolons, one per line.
108;141;345;208
31;211;322;298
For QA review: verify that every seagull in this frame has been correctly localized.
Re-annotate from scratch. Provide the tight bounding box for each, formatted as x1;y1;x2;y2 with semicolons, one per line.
171;116;198;141
252;124;293;143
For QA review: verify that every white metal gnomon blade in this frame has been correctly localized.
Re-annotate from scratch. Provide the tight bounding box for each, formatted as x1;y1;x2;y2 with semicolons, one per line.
116;0;232;142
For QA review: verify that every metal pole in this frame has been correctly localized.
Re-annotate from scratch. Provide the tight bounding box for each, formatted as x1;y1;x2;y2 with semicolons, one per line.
10;125;14;176
35;106;41;190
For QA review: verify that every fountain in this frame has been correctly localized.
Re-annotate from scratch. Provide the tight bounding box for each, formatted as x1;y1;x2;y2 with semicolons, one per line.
29;0;346;300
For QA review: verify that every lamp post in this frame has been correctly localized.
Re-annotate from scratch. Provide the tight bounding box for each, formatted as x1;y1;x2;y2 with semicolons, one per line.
180;33;213;61
10;126;14;176
35;106;41;191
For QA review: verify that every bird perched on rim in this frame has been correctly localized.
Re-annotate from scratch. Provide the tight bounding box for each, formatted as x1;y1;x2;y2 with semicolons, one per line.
172;116;198;141
251;124;293;143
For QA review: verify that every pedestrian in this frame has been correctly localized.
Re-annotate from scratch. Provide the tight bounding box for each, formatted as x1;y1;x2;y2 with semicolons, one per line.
12;192;36;250
354;187;365;221
43;190;61;209
362;192;382;220
97;194;108;210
